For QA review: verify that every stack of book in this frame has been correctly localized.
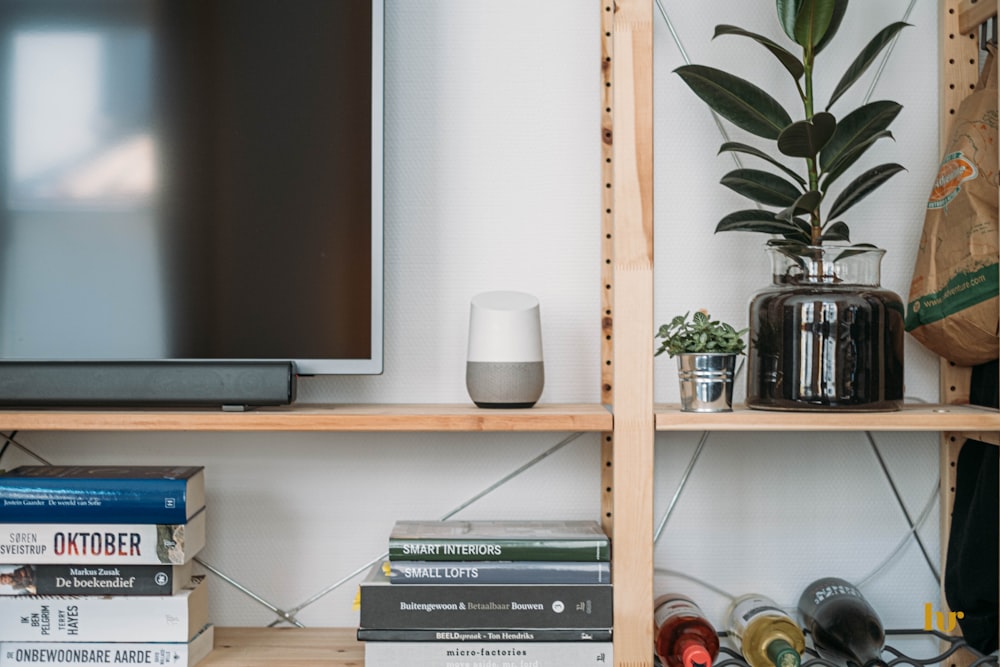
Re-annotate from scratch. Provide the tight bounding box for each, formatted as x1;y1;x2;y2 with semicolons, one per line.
358;519;613;666
0;465;213;667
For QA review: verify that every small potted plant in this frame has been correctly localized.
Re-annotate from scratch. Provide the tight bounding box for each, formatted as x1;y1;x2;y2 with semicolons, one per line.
655;310;747;412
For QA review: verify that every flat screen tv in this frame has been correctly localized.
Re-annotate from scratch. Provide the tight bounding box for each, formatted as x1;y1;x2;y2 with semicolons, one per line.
0;0;384;407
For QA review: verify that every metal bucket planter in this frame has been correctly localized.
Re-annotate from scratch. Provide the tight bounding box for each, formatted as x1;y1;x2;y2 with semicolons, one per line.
676;352;739;412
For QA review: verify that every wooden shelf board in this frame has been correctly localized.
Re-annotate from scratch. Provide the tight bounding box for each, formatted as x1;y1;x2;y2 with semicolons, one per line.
655;402;1000;432
0;403;611;433
203;627;363;666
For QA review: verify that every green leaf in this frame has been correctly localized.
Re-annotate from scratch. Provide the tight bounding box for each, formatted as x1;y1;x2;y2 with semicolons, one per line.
821;221;851;241
714;25;805;80
777;0;804;41
814;0;848;54
777;112;837;158
820;101;902;174
827;163;906;219
716;209;807;239
720;169;803;207
821;130;895;192
827;22;910;110
675;65;793;140
718;141;807;186
793;0;837;49
776;190;822;221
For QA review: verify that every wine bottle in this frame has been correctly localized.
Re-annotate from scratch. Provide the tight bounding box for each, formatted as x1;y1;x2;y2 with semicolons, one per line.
654;593;721;667
726;593;805;667
798;577;888;667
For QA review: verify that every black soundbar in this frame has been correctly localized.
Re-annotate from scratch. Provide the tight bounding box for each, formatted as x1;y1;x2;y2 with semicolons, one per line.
0;361;297;409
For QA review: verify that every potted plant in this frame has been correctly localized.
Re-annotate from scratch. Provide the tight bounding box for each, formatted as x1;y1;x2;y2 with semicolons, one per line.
674;0;907;411
655;311;747;412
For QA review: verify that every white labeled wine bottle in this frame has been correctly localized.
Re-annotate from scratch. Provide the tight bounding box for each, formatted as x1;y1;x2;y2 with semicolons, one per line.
798;577;888;667
654;593;721;667
726;593;805;667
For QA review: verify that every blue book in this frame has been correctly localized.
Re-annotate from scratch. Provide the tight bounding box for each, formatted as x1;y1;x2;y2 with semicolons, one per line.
0;465;204;524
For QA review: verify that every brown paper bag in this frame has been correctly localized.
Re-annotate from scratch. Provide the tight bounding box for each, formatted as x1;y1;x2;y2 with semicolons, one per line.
906;46;999;366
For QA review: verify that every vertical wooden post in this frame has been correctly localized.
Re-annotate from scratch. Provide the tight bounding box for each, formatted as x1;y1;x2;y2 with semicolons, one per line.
939;2;996;664
603;0;655;665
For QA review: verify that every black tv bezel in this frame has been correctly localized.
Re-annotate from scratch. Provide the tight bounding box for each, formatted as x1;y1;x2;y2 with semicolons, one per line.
0;0;385;407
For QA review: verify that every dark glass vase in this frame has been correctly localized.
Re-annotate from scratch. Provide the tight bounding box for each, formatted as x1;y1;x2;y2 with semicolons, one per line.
746;245;904;411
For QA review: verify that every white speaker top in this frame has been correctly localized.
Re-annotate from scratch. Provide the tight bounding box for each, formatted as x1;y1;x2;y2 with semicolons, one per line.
467;291;543;362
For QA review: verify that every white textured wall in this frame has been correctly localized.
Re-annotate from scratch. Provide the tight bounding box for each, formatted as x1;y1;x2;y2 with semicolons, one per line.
6;0;956;655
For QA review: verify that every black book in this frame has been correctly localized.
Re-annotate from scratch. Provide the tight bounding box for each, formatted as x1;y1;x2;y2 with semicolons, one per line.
358;561;612;630
0;561;194;596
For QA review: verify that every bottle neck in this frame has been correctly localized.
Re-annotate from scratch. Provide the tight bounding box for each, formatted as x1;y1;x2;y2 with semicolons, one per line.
857;658;888;667
765;638;801;667
677;637;713;667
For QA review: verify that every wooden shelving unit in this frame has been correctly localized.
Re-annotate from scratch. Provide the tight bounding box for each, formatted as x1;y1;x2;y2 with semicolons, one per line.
0;404;613;665
1;3;995;666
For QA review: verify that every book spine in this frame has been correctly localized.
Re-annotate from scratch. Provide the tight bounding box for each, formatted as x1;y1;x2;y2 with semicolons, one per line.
0;641;195;667
0;577;205;642
364;641;613;666
357;628;613;642
1;563;191;596
0;479;193;524
359;582;613;629
0;510;204;565
388;560;611;584
0;624;214;667
386;539;610;562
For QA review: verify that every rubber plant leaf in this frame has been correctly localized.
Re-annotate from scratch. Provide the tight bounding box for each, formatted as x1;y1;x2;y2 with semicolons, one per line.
793;0;837;49
827;22;910;110
718;141;807;186
716;209;809;239
777;0;804;41
821;221;851;242
813;0;848;54
720;168;803;207
827;163;906;219
776;190;822;222
777;112;837;158
820;100;902;173
675;64;793;140
821;130;894;191
713;25;805;80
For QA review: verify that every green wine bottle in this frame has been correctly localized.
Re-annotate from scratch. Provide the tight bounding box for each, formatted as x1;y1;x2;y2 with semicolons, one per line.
726;593;805;667
798;577;888;667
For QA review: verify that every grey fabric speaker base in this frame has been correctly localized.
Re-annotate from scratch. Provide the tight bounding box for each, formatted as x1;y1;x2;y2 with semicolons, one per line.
466;361;543;408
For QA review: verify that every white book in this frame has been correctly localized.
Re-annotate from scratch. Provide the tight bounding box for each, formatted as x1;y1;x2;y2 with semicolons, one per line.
0;624;214;667
0;509;206;565
0;576;208;643
364;641;613;666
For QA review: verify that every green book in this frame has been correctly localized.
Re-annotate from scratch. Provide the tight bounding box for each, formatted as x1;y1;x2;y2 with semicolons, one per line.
387;520;610;562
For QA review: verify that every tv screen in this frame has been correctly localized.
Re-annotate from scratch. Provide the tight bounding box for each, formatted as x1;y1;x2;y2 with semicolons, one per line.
0;0;384;397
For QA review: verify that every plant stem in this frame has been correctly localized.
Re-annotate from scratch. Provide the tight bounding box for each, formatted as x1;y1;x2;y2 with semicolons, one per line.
802;41;822;245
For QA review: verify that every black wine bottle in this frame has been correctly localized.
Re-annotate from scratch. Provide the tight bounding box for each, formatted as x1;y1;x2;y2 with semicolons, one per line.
798;577;888;667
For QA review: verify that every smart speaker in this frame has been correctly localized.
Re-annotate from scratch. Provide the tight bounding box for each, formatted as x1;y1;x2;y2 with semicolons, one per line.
466;291;544;408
